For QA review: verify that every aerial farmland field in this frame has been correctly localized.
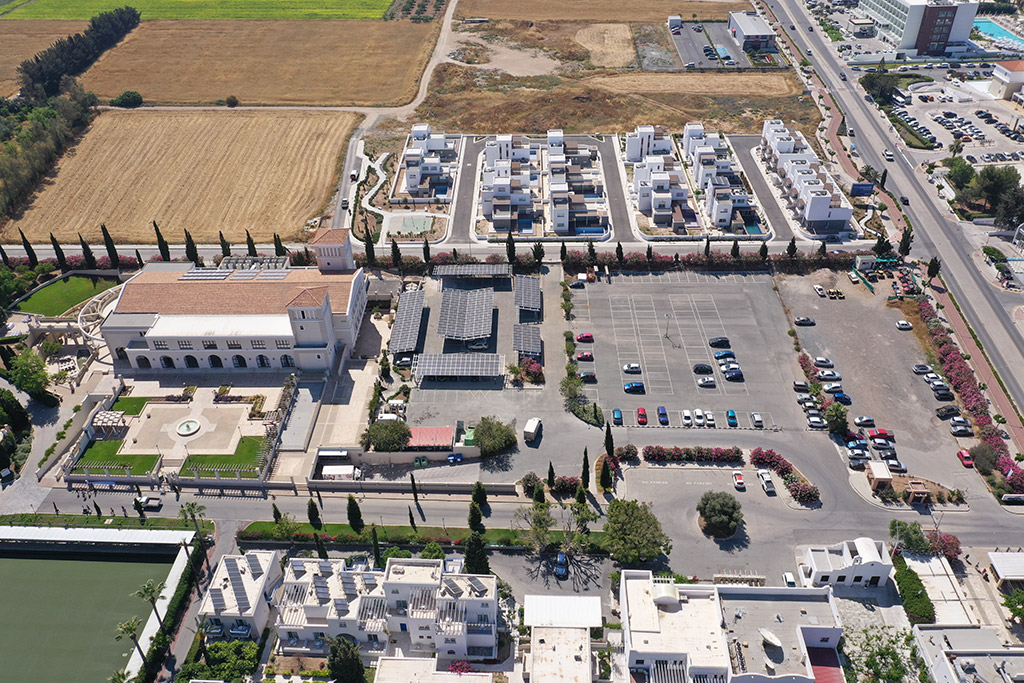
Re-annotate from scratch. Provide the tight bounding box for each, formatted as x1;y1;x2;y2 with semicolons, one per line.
2;109;359;244
1;0;392;19
0;20;87;96
81;20;439;105
457;0;752;22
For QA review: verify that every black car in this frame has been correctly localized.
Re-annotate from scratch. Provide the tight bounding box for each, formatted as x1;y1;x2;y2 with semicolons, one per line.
936;405;961;418
693;363;714;374
794;317;815;326
900;196;910;206
934;389;955;401
709;337;731;348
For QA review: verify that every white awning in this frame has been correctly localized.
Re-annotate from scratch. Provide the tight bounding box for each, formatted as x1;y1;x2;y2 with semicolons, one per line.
524;595;602;628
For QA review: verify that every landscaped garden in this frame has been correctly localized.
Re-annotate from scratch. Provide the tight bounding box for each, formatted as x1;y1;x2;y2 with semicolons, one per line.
74;439;158;475
111;395;152;415
14;275;117;316
181;436;264;478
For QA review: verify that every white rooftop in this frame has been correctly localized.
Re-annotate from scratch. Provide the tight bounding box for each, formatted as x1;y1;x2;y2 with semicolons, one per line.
989;551;1024;581
530;626;592;683
375;656;492;682
524;595;602;628
200;551;278;618
147;314;293;338
623;576;728;668
0;525;194;545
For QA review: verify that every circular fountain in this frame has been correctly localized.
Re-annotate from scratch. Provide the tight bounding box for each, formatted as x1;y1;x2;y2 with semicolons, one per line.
176;419;201;437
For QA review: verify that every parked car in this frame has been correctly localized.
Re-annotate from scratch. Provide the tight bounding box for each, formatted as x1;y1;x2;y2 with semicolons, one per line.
637;407;647;425
720;363;741;372
576;351;594;362
693;363;714;374
694;408;706;427
681;409;692;427
847;439;869;450
793;381;809;392
758;469;776;494
658;406;669;425
934;389;955;401
950;424;974;437
854;416;875;427
577;371;597;382
623;363;642;373
896;320;913;330
817;370;842;381
467;339;488;350
794;316;816;326
885;459;908;473
726;409;738;427
823;383;844;394
724;369;744;382
709;337;731;348
814;357;833;367
568;280;586;289
751;412;764;428
554;551;569;580
867;428;894;441
833;392;852;405
733;470;745;489
705;412;716;427
624;382;645;393
807;416;827;429
576;333;594;342
698;377;716;388
957;449;974;467
714;350;736;360
950;416;971;427
612;408;623;425
814;285;826;297
936;405;960;418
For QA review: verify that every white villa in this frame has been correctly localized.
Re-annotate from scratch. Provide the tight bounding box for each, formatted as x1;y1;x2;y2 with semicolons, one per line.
801;537;892;588
198;551;282;641
627;125;697;234
481;134;537;232
400;123;458;200
682;122;758;233
276;556;498;662
100;227;367;374
625;125;675;163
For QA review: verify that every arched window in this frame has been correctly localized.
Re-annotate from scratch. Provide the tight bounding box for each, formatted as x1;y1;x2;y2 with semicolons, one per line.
160;356;174;368
115;347;128;361
209;355;223;368
280;354;295;368
137;356;151;369
257;355;271;368
184;355;199;368
232;355;247;368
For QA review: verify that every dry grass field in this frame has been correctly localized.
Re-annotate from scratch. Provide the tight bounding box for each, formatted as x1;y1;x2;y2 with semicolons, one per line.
81;20;439;105
0;20;87;96
2;109;359;243
585;72;804;96
573;24;635;67
458;0;752;21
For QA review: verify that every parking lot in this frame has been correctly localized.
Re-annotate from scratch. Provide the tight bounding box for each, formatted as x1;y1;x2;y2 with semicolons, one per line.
776;272;978;491
669;22;750;68
570;271;806;430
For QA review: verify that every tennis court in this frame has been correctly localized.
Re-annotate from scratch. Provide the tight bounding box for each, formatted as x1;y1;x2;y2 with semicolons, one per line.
0;554;171;681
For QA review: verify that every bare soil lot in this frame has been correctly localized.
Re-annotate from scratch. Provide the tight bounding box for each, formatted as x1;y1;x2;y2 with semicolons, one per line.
0;20;86;96
458;0;751;22
3;109;359;243
574;24;635;67
584;72;803;96
81;20;438;105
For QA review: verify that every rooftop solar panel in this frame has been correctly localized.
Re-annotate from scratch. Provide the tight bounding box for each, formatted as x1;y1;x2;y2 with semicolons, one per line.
413;354;505;382
433;264;513;277
391;290;425;353
512;324;542;355
514;275;542;311
437;288;494;340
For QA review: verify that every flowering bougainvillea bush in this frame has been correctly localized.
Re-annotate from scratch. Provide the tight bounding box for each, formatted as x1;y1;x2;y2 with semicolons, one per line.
642;445;744;463
917;299;1022;492
749;447;794;476
750;448;821;504
552;476;581;495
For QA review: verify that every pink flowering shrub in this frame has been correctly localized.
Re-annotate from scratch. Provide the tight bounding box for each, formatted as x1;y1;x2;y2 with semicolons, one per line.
749;448;794;476
552;476;581;495
642;445;743;463
926;530;962;560
449;661;474;674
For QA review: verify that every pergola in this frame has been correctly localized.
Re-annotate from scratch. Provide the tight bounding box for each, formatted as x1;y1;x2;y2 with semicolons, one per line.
91;410;126;438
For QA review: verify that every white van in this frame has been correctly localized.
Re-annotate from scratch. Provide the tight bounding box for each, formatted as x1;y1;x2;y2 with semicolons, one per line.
524;417;542;442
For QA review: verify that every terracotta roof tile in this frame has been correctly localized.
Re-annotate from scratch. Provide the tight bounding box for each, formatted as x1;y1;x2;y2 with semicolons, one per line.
309;228;351;245
998;60;1024;72
287;286;329;308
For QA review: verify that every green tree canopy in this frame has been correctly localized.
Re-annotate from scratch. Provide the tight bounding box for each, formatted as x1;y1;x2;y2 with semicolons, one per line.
327;635;365;683
697;491;743;538
971;164;1021;209
475;416;516;457
10;349;48;395
362;419;412;451
603;499;672;564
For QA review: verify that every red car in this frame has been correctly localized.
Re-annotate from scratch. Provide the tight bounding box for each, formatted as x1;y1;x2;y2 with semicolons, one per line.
867;429;895;441
576;333;594;342
957;449;974;467
637;408;648;425
576;351;594;361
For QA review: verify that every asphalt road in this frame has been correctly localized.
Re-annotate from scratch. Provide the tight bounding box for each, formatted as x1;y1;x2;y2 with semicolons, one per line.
730;135;797;242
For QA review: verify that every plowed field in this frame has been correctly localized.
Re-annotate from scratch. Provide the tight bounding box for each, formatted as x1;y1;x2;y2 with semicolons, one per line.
458;0;752;21
3;109;359;243
0;20;87;96
81;20;438;105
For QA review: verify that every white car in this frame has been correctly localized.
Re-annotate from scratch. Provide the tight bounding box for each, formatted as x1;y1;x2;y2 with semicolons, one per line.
817;370;842;381
697;377;716;388
823;383;844;394
720;363;741;372
705;412;716;427
751;412;764;428
467;339;488;350
813;285;826;297
923;373;941;383
694;409;705;427
681;410;693;427
807;416;827;429
757;469;776;494
622;363;642;373
950;416;971;427
896;320;913;330
813;357;833;368
853;416;875;427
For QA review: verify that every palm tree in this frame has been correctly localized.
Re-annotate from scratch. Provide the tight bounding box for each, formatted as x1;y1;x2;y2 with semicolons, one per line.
179;501;211;572
132;579;166;628
108;669;129;683
115;616;145;661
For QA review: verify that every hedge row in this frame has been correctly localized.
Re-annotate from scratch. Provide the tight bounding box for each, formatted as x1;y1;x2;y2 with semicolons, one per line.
750;448;820;504
893;554;936;624
560;248;868;275
642;445;744;463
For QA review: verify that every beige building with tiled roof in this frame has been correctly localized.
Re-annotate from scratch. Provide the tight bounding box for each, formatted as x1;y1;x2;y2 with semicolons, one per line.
100;228;366;373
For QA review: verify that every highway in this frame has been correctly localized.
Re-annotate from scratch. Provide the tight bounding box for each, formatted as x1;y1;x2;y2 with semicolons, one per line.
771;0;1024;416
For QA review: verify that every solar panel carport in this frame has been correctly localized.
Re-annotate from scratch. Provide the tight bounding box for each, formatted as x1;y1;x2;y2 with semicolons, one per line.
413;353;505;384
390;290;425;354
514;275;541;312
433;264;513;277
436;288;494;340
512;324;542;356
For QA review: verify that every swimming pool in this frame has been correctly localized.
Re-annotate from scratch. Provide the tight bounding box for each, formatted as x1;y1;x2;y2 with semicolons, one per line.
973;18;1024;47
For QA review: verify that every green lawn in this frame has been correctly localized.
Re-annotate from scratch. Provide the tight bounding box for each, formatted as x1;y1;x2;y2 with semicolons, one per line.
181;436;264;478
0;513;214;531
74;439;158;475
0;555;171;683
14;275;117;316
3;0;392;19
111;396;151;416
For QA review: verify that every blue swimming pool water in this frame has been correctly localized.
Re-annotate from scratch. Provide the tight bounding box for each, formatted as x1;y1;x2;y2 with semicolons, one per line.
974;18;1024;47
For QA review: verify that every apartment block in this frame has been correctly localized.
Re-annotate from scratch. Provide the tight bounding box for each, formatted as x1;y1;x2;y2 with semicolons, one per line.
625;125;675;163
915;625;1024;683
547;129;607;235
275;557;498;662
522;594;603;683
620;570;844;683
760;120;853;235
400;124;458;201
853;0;977;55
481;135;538;233
198;551;282;641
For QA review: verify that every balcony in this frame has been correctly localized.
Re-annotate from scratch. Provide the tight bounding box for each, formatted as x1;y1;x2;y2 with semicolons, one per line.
467;622;493;635
467;645;495;659
228;623;252;639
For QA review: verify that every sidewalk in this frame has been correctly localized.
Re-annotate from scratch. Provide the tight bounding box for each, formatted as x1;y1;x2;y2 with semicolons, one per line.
927;273;1024;456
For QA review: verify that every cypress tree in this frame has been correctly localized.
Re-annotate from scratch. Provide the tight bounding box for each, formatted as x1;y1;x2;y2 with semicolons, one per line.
100;223;119;269
410;473;419;504
646;244;653;262
246;230;257;257
315;533;329;560
468;501;482;530
422;236;431;264
600;459;612;491
547;461;555;488
153;221;170;262
50;233;66;271
731;240;740;259
347;494;364;532
616;241;624;265
371;526;382;569
135;249;144;271
505;230;515;265
464;531;490;575
471;481;487;508
604;422;614;458
391;238;402;274
408;506;417;530
451;247;459;261
79;233;96;269
0;244;9;267
364;233;376;266
818;241;827;258
560;242;567;262
307;498;321;528
581;448;590;489
184;230;200;266
273;233;286;257
20;230;37;268
219;231;231;257
575;484;587;504
759;241;769;262
272;503;282;524
704;237;711;260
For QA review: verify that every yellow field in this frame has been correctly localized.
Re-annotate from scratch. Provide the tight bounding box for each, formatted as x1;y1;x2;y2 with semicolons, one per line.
81;20;439;105
585;72;804;96
458;0;752;21
0;20;87;96
3;110;359;243
574;24;634;67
